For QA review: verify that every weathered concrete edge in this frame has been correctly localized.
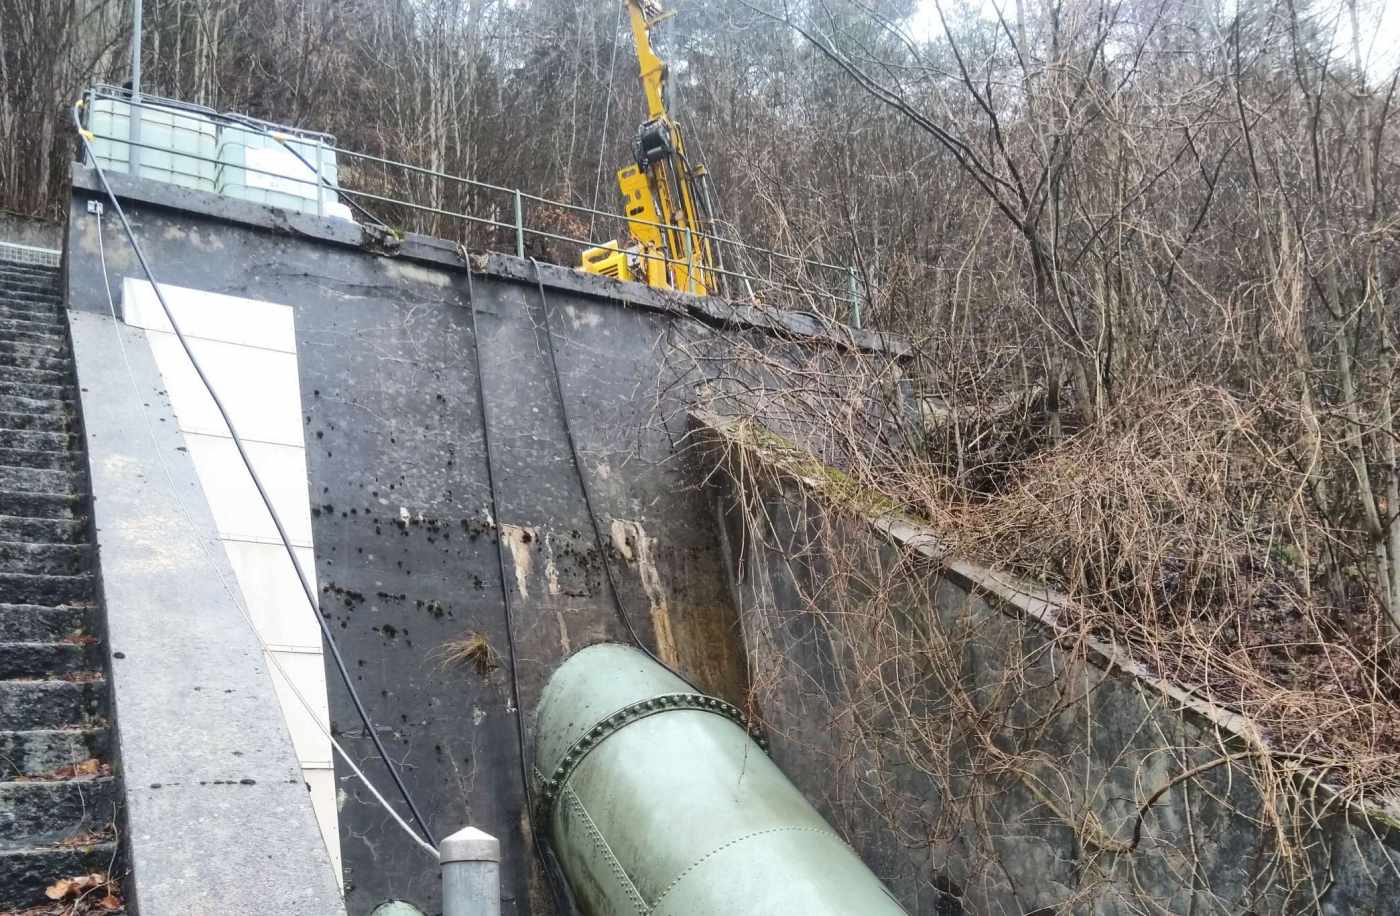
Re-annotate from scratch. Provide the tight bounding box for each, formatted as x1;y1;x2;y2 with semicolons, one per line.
690;408;1400;831
0;211;62;250
69;164;909;357
68;310;346;915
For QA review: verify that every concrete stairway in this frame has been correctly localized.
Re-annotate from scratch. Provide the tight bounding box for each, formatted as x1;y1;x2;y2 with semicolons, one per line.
0;261;123;911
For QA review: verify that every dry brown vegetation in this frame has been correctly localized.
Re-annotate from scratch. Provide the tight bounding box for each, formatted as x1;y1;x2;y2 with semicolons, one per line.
435;629;502;677
685;331;1400;794
680;338;1400;910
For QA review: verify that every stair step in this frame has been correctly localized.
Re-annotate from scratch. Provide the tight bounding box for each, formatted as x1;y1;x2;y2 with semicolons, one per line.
0;492;83;522
0;301;59;318
0;573;92;605
0;727;109;780
0;316;64;340
0;605;89;643
0;349;68;373
0;282;60;301
0;447;79;472
0;274;59;294
0;515;86;545
0;338;66;360
0;380;71;404
0;777;117;846
0;464;80;494
0;840;118;911
0;429;75;452
0;679;104;730
0;326;64;348
0;393;72;419
0;293;63;312
0;642;99;679
0;542;90;576
0;263;58;280
0;307;62;327
0;283;57;300
0;300;62;322
0;408;69;432
0;273;60;291
0;365;64;387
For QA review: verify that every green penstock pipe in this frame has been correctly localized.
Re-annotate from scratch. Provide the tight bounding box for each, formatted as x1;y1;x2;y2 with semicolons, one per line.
533;643;909;916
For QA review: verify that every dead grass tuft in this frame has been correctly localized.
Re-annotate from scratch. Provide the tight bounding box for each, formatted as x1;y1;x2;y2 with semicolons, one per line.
434;631;501;677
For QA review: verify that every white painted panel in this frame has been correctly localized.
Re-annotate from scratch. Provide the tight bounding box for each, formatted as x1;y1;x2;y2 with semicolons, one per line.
183;434;314;545
267;650;332;765
145;331;305;445
123;278;297;352
223;541;320;649
304;766;342;879
132;282;338;878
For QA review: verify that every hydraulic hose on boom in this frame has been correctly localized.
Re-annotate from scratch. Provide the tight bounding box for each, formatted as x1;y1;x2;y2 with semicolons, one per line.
580;0;722;297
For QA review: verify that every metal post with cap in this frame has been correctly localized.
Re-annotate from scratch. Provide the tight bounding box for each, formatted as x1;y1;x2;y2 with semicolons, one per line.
129;0;143;177
440;826;501;916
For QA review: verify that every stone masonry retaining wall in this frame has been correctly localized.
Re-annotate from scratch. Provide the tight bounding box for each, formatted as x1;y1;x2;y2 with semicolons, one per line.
699;410;1400;916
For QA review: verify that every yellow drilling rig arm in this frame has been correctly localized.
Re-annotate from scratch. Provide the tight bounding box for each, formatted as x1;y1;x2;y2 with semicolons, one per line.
632;0;670;121
580;0;721;298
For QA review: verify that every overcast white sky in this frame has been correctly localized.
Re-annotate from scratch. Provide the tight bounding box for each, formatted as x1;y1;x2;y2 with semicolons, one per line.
903;0;1400;77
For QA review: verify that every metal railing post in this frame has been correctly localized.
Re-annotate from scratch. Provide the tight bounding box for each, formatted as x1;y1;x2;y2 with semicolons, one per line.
315;141;326;218
513;189;525;259
440;826;500;916
683;227;697;293
129;0;143;177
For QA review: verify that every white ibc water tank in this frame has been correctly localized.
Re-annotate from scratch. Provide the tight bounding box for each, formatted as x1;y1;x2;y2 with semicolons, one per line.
215;126;342;216
87;98;218;192
325;200;356;222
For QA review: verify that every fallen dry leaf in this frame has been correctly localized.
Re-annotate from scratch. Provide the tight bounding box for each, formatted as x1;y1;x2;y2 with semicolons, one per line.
45;872;105;900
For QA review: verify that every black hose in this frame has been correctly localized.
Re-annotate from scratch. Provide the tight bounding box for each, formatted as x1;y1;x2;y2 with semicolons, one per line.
461;259;577;916
528;258;699;690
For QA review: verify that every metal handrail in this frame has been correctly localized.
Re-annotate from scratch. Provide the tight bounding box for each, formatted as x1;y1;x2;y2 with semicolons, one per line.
333;182;846;307
291;130;849;277
79;88;863;317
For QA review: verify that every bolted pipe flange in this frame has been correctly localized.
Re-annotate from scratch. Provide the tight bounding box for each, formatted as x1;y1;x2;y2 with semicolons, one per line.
536;691;767;823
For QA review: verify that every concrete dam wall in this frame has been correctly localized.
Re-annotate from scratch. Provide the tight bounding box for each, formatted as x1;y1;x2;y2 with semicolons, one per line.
62;165;902;915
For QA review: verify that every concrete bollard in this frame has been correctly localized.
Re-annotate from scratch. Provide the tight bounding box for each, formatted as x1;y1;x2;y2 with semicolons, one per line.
440;826;501;916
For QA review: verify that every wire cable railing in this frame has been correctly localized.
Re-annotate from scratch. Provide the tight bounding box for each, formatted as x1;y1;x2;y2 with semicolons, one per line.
78;85;866;324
